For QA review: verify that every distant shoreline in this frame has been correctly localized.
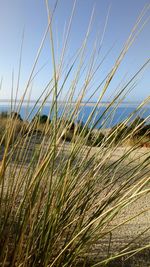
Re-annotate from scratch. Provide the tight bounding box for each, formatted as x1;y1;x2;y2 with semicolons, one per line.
0;100;148;108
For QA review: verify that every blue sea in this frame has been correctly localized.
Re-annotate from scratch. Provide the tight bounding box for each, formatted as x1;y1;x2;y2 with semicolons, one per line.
0;103;150;129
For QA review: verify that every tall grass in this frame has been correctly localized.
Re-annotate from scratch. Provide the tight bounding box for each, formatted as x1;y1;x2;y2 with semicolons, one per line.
0;1;150;266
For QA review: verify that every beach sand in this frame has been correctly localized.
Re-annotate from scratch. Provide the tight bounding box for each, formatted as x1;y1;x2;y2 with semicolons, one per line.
1;142;150;266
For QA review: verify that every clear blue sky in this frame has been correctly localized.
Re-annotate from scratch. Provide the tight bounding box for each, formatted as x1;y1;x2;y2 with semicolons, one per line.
0;0;149;102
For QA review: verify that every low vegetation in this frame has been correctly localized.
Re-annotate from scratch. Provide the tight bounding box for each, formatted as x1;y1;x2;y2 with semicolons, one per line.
107;116;150;147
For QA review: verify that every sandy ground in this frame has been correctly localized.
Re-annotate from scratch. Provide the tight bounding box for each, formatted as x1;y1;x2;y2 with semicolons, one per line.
1;143;150;266
87;145;150;266
60;143;150;266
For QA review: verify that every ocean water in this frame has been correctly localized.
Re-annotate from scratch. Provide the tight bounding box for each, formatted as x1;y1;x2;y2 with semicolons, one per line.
0;103;150;129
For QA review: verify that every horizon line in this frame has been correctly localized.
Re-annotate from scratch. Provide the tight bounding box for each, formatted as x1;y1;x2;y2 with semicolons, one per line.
0;99;145;104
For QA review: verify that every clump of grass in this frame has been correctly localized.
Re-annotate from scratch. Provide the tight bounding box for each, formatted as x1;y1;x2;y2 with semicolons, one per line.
108;116;150;147
0;2;150;267
0;111;26;146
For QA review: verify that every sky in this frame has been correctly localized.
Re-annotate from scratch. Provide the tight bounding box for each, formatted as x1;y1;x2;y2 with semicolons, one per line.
0;0;149;102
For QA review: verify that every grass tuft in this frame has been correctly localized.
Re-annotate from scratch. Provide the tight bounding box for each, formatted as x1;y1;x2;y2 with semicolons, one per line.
0;2;150;267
